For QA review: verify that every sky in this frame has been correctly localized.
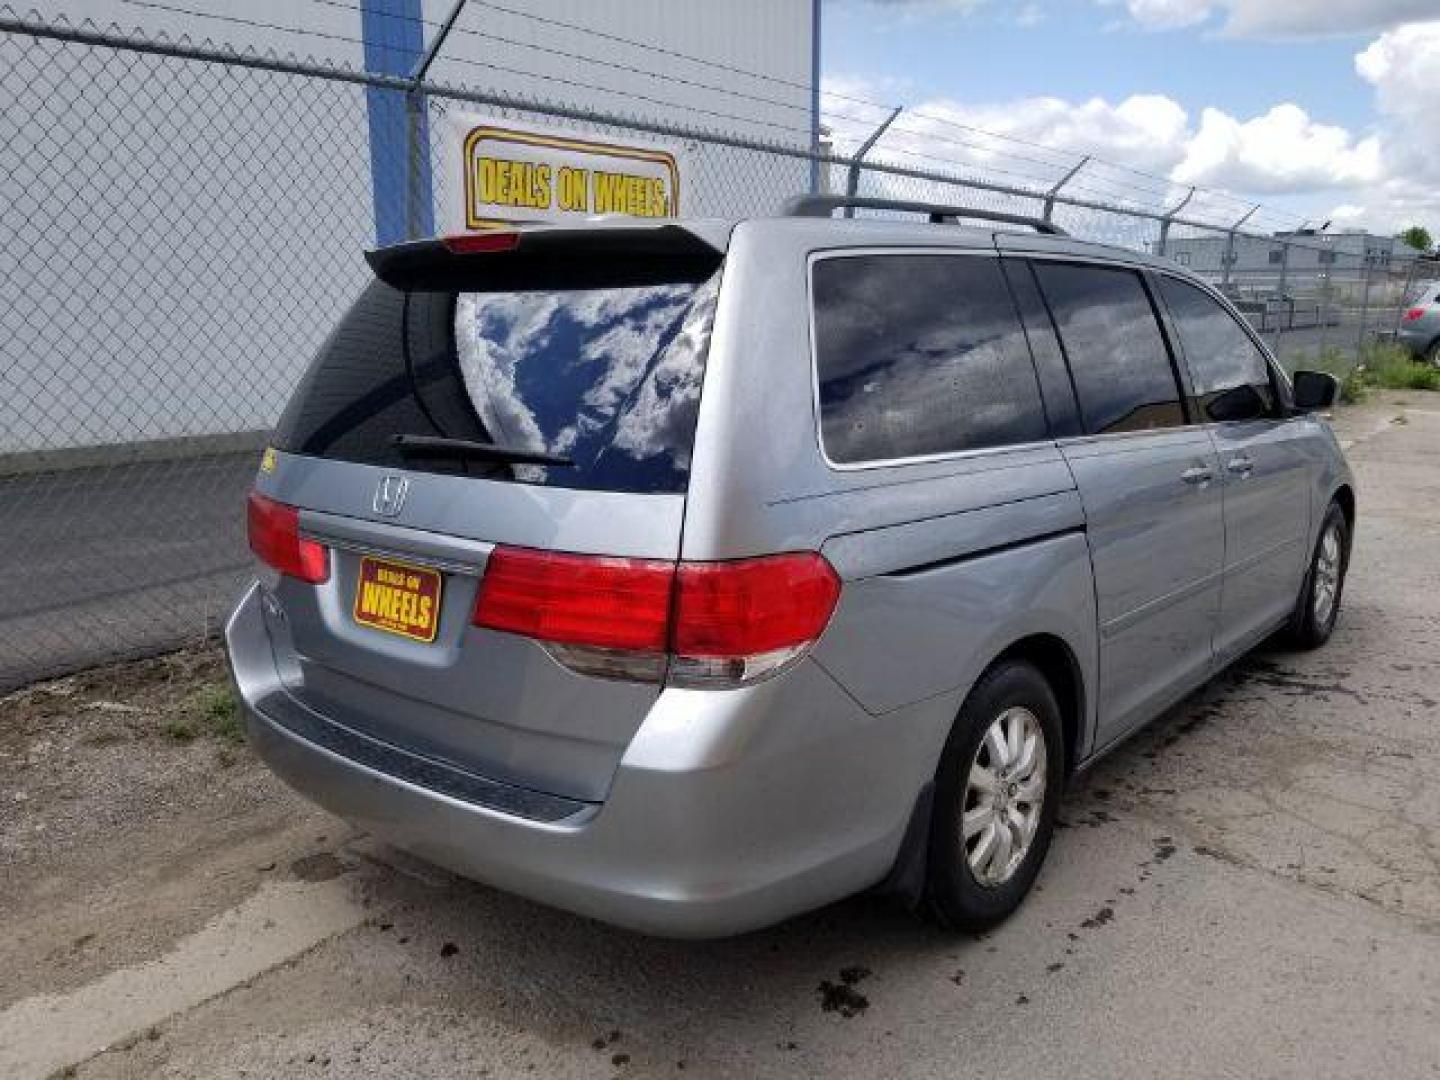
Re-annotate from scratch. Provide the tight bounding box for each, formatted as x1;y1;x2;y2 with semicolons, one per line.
821;0;1440;236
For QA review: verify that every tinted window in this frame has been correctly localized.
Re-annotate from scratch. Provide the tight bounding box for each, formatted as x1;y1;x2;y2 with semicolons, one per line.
813;254;1048;464
1159;276;1277;423
1033;263;1185;435
274;272;719;493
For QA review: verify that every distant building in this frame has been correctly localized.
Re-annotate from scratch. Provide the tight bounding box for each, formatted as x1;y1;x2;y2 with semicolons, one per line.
1157;229;1427;292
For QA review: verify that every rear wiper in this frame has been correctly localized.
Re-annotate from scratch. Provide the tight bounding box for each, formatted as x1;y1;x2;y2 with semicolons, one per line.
391;434;574;467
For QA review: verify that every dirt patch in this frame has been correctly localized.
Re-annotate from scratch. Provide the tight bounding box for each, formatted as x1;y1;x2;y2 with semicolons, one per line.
0;643;334;1010
290;853;350;883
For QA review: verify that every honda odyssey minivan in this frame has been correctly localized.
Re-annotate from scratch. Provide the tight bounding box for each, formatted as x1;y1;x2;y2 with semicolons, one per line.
226;195;1354;937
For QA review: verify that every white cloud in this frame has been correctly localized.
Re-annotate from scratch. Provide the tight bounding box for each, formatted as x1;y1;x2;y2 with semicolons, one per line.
1356;19;1440;166
1117;0;1213;31
1222;0;1440;37
827;14;1440;233
844;92;1190;181
1107;0;1439;36
1334;20;1440;229
1015;3;1045;27
1173;104;1382;192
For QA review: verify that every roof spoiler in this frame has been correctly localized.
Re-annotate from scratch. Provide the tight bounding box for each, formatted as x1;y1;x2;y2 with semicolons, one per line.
365;225;725;291
781;195;1068;236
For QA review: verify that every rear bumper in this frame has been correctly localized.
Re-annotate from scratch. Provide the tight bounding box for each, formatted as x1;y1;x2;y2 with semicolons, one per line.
226;582;941;937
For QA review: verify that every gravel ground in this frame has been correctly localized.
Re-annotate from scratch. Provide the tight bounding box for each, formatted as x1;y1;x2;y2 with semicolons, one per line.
1;392;1437;1080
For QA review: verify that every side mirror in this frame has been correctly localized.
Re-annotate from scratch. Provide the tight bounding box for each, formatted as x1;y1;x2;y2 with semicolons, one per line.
1292;370;1339;412
1206;384;1268;423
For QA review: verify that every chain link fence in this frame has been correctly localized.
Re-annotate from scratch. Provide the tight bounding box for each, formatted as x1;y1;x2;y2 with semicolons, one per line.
2;9;1437;689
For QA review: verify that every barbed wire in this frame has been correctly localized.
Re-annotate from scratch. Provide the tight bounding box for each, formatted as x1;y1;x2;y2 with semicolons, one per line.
3;7;1377;247
118;0;1318;230
111;0;818;140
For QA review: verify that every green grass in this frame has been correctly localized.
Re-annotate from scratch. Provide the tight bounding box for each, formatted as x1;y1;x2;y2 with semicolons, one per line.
195;685;246;745
1287;342;1439;404
162;717;198;742
162;684;245;746
1359;342;1440;391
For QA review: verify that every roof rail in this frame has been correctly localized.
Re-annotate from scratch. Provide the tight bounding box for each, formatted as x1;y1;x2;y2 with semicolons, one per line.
780;194;1068;236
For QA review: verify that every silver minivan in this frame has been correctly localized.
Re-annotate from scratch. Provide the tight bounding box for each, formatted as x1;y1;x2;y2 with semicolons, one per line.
226;196;1354;937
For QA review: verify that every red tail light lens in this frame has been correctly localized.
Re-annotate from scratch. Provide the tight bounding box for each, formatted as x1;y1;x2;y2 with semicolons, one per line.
442;231;521;254
673;553;841;658
246;491;329;584
1404;306;1426;322
473;547;673;652
472;547;841;686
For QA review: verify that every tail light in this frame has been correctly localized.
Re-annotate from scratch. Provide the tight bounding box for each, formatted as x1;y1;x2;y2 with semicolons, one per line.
1403;307;1426;322
247;491;329;584
473;547;840;687
442;231;520;254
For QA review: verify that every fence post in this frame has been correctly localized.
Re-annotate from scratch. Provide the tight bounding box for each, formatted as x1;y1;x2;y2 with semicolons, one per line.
404;0;467;239
1043;155;1089;226
1156;186;1195;258
844;106;901;218
1357;254;1374;364
1220;204;1259;292
1270;240;1291;356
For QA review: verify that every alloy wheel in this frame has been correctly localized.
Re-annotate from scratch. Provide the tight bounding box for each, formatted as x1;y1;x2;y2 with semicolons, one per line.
962;706;1046;887
1312;522;1343;627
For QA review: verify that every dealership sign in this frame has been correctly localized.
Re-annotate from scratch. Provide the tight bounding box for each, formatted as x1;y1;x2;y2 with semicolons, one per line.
440;114;683;231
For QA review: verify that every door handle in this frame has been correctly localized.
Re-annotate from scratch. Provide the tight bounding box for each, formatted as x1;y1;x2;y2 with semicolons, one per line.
1181;465;1214;486
1226;456;1254;477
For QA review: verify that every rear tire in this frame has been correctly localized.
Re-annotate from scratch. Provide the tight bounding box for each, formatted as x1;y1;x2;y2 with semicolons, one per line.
1287;501;1349;649
925;660;1065;931
1427;339;1440;368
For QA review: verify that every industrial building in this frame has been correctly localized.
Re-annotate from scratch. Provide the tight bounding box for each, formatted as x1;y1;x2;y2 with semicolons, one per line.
1159;228;1426;288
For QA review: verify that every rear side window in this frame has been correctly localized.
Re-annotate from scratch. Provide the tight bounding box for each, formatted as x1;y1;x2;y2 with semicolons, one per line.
273;271;719;493
812;254;1049;464
1158;276;1277;423
1033;262;1185;436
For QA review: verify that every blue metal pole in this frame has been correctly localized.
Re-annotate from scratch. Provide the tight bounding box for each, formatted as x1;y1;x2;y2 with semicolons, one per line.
360;0;432;245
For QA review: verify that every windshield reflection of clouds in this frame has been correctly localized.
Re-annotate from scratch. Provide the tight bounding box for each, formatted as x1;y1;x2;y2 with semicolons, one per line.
454;275;717;487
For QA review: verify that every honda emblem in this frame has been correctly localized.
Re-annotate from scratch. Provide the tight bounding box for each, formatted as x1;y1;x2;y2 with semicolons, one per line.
372;474;410;518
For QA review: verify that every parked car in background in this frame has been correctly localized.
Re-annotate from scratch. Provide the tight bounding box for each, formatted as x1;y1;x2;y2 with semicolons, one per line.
1398;281;1440;364
226;196;1355;938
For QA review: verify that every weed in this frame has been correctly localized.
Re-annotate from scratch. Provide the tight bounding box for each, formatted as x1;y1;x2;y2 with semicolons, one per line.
161;684;245;747
196;685;245;745
1360;342;1440;391
1287;342;1440;403
163;717;198;743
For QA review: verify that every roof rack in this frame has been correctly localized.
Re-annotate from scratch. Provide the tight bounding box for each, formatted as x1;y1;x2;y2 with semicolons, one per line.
780;194;1068;236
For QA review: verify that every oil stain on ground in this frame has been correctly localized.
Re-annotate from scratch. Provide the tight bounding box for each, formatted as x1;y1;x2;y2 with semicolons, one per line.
817;965;872;1017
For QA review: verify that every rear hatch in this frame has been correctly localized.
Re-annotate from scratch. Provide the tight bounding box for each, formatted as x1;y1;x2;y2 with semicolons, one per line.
252;225;727;803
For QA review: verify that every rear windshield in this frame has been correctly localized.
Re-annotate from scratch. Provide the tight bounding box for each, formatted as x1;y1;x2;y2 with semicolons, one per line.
273;271;720;493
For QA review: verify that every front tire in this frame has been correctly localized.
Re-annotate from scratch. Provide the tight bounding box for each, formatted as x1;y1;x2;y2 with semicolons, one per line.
926;660;1065;931
1287;501;1349;649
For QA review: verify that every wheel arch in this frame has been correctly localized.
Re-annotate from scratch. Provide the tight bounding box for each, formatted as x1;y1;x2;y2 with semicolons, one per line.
987;633;1086;777
876;629;1088;911
1332;483;1355;535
